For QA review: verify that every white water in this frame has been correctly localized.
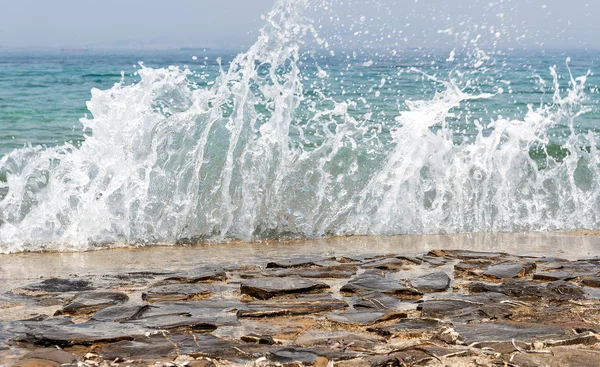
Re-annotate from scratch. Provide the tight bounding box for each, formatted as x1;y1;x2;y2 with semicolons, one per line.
0;0;599;252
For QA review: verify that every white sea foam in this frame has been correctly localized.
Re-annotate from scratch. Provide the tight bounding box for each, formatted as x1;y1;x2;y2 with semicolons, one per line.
0;0;598;252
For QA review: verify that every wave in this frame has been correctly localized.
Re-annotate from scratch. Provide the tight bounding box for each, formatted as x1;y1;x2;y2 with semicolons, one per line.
0;0;599;252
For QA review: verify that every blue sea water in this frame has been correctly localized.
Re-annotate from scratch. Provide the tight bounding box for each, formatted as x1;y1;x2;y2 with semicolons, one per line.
1;49;598;158
1;36;600;251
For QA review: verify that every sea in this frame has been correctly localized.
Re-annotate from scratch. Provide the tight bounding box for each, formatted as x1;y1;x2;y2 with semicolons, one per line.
1;1;600;253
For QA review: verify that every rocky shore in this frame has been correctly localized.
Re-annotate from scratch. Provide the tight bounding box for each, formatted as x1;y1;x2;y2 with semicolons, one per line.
2;245;600;366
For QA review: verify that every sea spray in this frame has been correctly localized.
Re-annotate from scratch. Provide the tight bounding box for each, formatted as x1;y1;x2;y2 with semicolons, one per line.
0;0;599;252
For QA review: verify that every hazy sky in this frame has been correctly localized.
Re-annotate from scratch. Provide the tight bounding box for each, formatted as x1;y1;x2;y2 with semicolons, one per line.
0;0;599;50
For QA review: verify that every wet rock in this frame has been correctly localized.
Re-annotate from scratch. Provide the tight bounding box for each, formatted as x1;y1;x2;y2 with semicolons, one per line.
469;280;587;300
581;276;600;288
418;293;513;321
58;291;129;316
428;249;509;260
142;283;212;302
240;277;329;300
126;314;218;331
187;334;268;360
454;261;489;278
352;292;419;311
408;271;451;293
483;262;536;280
367;318;442;337
266;258;319;268
362;258;405;271
131;300;241;327
157;266;227;284
326;310;406;325
241;333;276;345
21;278;93;293
96;338;177;361
469;280;544;298
370;348;437;367
534;271;575;281
340;273;422;298
10;319;149;346
268;347;322;364
95;333;202;361
417;255;448;266
91;304;151;322
238;294;347;318
454;321;566;344
242;265;357;279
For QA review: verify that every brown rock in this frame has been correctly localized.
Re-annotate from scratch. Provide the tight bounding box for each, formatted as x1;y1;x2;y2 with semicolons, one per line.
240;277;329;300
408;271;451;293
237;294;347;318
340;273;422;298
483;262;536;280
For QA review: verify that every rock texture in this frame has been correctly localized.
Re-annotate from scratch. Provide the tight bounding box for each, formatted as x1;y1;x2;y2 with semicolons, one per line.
2;249;600;366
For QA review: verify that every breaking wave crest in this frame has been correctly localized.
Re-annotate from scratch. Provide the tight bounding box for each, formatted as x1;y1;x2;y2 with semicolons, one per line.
0;0;599;252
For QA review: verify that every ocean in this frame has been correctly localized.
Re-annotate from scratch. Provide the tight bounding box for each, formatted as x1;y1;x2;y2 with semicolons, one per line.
1;1;600;253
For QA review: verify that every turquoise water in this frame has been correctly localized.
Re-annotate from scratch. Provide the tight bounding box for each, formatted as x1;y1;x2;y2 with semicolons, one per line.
2;0;600;252
1;49;598;158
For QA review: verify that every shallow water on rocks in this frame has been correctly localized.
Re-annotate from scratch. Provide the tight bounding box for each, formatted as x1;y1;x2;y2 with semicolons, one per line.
1;232;599;294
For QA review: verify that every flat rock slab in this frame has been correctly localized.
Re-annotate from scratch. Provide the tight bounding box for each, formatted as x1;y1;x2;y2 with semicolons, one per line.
96;333;228;361
352;292;419;311
91;304;152;322
469;280;587;300
242;265;357;279
534;271;576;281
20;278;94;293
408;271;451;293
362;258;405;271
368;318;442;337
9;319;149;346
428;249;510;260
237;294;347;318
326;310;406;325
454;321;566;344
142;284;212;302
483;262;536;280
130;300;241;326
340;274;422;298
125;314;218;331
240;277;329;300
419;296;514;322
96;337;178;361
266;258;320;268
59;291;129;316
157;266;227;284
